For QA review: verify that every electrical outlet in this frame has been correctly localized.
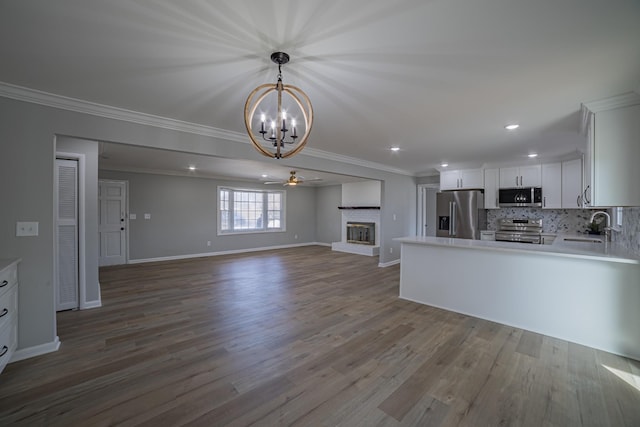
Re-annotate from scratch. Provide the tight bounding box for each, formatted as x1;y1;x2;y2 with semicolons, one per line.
389;247;393;254
16;221;39;236
207;241;211;247
294;234;298;240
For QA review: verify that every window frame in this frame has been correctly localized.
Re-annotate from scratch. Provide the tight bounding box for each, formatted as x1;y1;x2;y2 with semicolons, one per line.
217;186;286;235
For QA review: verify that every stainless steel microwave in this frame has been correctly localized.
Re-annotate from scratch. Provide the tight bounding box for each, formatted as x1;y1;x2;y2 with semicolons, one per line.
498;187;542;207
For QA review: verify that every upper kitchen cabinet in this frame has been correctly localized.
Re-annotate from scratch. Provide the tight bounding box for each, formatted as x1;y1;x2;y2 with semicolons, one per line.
541;163;561;208
561;158;583;209
440;168;484;191
582;94;640;207
499;164;541;188
484;168;499;209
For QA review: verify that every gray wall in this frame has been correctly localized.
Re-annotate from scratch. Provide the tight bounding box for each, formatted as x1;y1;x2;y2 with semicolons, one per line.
0;94;415;354
315;185;342;244
99;170;317;260
56;136;101;303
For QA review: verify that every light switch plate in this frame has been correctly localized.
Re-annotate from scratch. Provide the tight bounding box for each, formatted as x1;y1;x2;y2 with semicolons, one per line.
16;221;39;236
129;213;137;220
144;213;151;220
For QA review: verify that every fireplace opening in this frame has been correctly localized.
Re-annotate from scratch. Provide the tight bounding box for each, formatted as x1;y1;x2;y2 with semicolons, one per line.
346;222;375;245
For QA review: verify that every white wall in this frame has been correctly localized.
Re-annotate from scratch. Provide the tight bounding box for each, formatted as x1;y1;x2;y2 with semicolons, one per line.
341;181;381;206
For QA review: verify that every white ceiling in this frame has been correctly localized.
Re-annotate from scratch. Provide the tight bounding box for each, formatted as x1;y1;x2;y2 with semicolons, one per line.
1;0;639;176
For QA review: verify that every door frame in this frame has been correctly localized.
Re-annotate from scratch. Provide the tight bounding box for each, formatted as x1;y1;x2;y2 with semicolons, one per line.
417;184;439;237
55;151;86;310
98;179;129;266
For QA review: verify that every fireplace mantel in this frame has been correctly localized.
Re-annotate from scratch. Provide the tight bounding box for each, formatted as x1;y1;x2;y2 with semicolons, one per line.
337;206;380;210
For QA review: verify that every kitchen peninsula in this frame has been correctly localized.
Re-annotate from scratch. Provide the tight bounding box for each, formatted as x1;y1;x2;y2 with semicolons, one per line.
395;235;640;361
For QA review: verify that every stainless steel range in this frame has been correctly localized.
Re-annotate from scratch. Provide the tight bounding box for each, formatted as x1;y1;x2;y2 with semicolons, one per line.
495;218;543;244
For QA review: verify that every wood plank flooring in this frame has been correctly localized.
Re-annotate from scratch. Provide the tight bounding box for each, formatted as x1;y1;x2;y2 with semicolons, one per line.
1;246;639;426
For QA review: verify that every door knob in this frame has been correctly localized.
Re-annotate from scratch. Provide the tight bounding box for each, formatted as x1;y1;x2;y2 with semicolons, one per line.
121;227;125;231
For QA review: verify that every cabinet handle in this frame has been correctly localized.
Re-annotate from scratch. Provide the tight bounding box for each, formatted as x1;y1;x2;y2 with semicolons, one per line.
515;176;518;186
583;186;591;205
0;280;7;288
577;195;581;207
0;308;7;318
0;345;7;358
543;197;546;207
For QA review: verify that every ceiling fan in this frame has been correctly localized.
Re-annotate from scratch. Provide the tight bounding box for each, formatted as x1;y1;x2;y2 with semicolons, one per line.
264;170;322;186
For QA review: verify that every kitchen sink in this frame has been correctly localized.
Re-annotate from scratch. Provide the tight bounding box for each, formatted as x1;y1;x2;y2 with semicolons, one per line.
563;237;603;243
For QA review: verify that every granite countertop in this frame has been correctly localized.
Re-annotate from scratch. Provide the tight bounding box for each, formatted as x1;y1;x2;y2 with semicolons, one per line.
394;234;640;265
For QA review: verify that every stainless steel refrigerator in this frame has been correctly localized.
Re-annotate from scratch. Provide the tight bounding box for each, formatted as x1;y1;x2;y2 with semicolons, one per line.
436;190;486;239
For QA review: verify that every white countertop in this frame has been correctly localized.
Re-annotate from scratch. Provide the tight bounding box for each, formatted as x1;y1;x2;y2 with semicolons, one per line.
395;234;640;265
0;258;21;271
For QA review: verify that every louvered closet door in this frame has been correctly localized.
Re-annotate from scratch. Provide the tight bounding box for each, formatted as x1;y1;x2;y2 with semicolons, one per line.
56;159;79;311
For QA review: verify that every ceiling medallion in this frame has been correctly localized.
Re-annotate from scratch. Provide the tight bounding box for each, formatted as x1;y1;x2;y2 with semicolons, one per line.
244;52;314;159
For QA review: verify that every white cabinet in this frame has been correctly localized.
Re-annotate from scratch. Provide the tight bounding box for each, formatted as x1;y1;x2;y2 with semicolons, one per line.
484;168;499;209
585;103;640;207
0;259;19;375
499;164;541;188
562;158;583;208
440;168;483;190
541;163;561;209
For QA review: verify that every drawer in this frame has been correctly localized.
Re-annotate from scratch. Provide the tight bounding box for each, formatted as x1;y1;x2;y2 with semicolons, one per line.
0;316;17;374
0;262;18;298
0;284;18;332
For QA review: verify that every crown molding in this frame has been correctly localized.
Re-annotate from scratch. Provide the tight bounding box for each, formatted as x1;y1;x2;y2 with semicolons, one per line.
0;81;414;177
581;91;640;113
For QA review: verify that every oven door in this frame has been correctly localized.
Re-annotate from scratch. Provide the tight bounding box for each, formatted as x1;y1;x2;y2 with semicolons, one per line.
495;232;542;244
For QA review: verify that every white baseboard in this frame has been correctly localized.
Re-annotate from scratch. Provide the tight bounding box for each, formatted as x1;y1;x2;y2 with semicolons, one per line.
10;336;61;363
82;298;102;309
378;258;400;268
128;242;326;264
331;242;380;256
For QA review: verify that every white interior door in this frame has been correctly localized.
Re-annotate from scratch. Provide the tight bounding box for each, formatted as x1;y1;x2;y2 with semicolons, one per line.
56;159;79;311
99;180;127;266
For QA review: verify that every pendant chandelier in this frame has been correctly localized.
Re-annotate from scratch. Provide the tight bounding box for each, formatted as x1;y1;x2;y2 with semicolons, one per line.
244;52;313;159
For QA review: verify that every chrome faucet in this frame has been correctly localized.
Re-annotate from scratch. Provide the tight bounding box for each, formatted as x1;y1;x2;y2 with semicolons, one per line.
589;211;611;242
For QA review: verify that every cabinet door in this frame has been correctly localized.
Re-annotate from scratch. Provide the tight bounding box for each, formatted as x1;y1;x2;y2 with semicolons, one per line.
440;170;460;190
484;169;499;209
499;167;520;188
541;163;561;208
460;169;483;189
561;158;583;208
592;104;640;206
520;164;542;187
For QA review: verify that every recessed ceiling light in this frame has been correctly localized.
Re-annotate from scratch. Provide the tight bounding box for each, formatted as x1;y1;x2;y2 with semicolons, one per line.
188;165;196;171
528;153;538;158
505;124;520;130
390;147;400;152
441;163;449;168
261;174;268;178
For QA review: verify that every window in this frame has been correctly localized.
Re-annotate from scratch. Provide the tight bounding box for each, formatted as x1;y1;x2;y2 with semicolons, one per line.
218;187;285;234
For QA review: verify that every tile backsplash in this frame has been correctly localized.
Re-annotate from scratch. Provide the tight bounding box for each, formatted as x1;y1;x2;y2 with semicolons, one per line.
486;207;640;256
614;207;640;256
486;208;595;233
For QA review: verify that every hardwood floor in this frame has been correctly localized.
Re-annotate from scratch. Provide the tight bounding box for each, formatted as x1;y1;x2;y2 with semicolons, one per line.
1;246;639;426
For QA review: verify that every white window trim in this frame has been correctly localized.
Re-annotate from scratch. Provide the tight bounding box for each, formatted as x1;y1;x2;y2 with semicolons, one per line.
217;186;286;236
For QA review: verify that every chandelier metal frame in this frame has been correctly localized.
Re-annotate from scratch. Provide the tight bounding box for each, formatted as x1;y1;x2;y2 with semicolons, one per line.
244;52;314;159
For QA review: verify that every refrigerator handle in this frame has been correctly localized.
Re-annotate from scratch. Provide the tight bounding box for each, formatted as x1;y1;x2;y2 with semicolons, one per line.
450;201;456;236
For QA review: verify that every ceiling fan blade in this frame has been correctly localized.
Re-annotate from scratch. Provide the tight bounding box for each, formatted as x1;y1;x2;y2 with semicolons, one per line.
263;181;284;185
